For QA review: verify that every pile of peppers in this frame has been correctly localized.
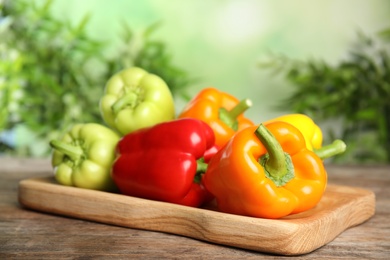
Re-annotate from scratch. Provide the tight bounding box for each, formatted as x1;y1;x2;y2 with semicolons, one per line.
50;66;347;219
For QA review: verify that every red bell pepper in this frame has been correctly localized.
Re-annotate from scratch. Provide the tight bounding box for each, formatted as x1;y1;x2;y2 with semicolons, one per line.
111;118;218;207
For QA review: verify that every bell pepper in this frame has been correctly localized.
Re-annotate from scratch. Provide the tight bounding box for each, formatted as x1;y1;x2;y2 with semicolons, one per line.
111;118;218;207
178;87;254;147
204;121;331;219
100;67;175;135
50;123;120;191
263;113;322;151
264;114;346;158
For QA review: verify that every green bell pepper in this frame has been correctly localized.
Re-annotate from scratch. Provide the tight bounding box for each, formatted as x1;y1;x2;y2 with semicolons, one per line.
100;67;175;135
50;123;120;191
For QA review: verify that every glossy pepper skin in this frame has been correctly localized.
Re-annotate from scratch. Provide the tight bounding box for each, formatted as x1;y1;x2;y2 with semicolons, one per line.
178;87;254;147
203;121;327;219
264;114;323;150
100;67;175;136
50;123;120;191
111;118;218;207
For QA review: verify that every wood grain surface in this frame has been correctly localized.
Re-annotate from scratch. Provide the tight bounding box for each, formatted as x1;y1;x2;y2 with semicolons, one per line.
18;176;375;255
1;157;390;259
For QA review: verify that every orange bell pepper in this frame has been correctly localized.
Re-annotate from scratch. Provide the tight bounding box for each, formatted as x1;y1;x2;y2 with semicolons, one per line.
203;121;328;219
178;87;254;147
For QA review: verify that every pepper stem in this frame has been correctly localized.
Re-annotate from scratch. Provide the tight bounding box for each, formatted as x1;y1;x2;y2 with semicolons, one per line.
314;139;347;159
228;99;252;119
255;124;294;187
196;159;208;173
194;158;208;184
219;98;252;131
111;92;138;115
49;140;84;161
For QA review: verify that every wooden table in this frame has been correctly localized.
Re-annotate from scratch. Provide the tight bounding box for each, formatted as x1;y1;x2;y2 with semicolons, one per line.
1;157;389;259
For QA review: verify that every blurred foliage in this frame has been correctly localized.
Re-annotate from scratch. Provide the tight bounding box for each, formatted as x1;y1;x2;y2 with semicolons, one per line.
107;21;197;100
0;0;193;157
261;28;390;164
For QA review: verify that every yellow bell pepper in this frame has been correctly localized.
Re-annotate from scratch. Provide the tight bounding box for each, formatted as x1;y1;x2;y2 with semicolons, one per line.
264;114;323;151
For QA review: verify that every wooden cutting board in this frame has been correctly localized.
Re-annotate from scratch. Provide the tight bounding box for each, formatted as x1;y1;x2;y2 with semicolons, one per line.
18;177;375;256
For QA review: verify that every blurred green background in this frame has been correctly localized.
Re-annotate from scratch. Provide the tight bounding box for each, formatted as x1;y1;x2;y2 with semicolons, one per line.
1;0;389;164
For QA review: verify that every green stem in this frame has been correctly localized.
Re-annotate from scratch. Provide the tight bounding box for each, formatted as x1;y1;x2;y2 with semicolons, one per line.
194;158;208;184
255;124;294;187
228;98;252;118
314;139;347;160
219;98;252;131
196;159;208;173
111;92;138;115
49;140;84;161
